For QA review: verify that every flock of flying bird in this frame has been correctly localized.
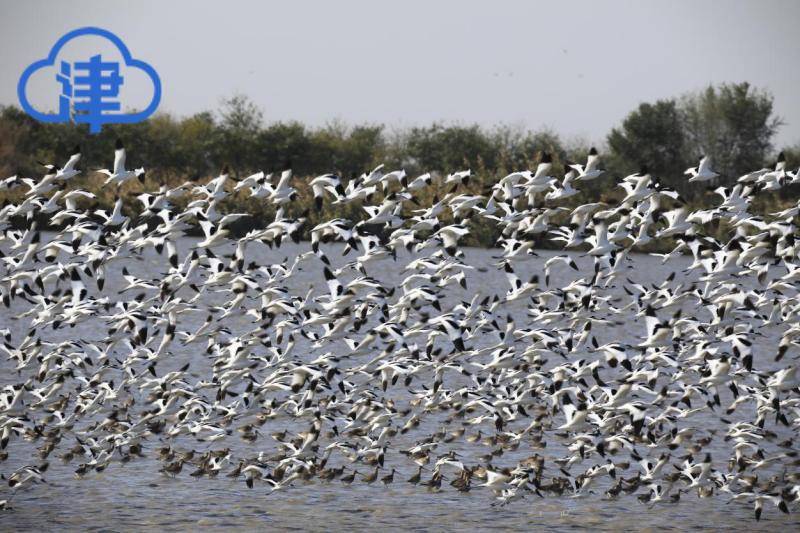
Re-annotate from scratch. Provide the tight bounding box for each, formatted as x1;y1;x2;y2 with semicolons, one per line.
0;139;799;523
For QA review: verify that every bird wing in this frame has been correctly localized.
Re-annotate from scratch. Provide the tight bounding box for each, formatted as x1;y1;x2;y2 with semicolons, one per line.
63;151;81;172
113;147;126;175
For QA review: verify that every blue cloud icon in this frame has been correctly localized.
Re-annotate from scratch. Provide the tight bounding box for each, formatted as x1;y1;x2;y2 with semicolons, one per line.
17;27;161;133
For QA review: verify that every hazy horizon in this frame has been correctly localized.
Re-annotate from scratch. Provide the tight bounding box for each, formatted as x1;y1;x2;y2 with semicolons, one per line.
1;0;799;150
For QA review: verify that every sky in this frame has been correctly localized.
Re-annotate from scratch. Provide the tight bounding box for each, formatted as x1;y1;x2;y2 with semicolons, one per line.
1;0;799;149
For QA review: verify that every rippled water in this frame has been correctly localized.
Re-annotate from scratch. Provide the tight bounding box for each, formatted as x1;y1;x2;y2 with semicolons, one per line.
1;239;797;531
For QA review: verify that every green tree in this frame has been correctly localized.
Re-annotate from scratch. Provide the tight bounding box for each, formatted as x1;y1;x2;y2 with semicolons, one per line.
256;121;312;174
176;112;217;179
215;94;263;176
681;82;783;182
607;99;689;186
308;122;385;178
403;123;495;174
492;126;563;171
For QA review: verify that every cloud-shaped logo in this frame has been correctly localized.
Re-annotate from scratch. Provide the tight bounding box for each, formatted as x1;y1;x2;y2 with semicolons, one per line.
17;27;161;133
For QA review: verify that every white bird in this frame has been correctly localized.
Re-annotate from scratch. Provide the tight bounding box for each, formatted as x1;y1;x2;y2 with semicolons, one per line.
685;155;719;182
570;147;604;181
97;139;145;188
39;144;82;181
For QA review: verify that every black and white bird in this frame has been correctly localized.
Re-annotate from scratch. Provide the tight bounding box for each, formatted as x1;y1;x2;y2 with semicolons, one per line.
97;139;145;188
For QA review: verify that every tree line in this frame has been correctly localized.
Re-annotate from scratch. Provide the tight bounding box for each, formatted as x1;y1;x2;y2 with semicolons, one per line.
1;82;799;250
2;82;797;189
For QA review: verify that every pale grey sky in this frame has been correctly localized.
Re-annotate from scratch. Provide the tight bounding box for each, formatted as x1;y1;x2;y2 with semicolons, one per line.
1;0;799;148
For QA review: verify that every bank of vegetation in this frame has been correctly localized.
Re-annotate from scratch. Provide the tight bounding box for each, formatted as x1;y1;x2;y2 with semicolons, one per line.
1;82;798;248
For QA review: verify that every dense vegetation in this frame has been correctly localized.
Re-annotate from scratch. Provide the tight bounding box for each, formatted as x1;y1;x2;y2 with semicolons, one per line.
1;81;798;247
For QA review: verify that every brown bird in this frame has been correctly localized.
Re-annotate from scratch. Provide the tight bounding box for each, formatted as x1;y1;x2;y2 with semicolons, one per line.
381;468;396;485
407;466;424;484
159;460;184;477
361;466;379;483
341;469;357;484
